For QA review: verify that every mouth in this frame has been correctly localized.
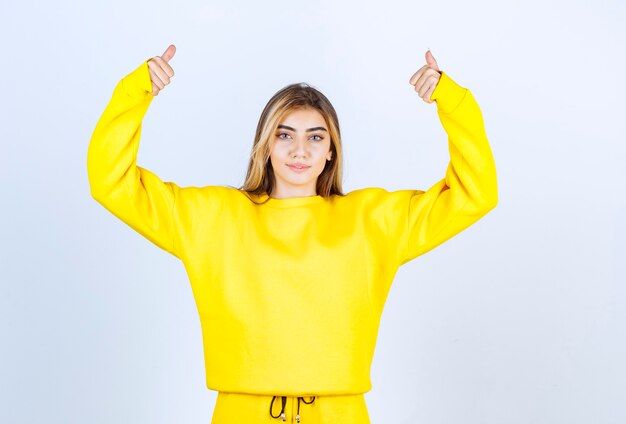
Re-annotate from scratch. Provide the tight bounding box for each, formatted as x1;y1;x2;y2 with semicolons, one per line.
287;164;311;172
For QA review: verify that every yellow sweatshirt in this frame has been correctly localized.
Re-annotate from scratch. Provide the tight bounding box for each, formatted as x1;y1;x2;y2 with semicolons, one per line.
87;60;497;396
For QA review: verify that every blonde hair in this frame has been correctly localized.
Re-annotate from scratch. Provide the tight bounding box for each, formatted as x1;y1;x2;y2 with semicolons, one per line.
237;82;345;203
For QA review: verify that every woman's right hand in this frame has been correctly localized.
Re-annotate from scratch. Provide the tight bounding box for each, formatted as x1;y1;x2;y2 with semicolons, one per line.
148;44;176;96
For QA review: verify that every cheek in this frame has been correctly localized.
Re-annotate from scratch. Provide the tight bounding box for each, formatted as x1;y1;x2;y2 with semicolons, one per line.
271;142;288;156
269;144;280;160
317;143;331;160
315;152;329;169
270;145;289;167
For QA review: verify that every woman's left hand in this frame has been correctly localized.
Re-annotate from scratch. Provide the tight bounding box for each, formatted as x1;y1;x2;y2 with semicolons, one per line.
408;50;442;104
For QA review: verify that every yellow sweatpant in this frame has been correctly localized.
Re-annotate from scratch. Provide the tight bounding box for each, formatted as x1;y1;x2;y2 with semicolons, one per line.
210;392;371;423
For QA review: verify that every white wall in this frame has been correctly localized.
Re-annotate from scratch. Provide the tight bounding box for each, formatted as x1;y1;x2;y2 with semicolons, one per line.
1;0;624;423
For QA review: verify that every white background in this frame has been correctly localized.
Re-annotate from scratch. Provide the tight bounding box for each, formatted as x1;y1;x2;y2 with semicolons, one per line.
1;0;625;423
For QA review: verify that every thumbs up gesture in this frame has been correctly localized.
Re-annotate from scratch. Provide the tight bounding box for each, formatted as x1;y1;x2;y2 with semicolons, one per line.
408;50;442;104
147;44;176;96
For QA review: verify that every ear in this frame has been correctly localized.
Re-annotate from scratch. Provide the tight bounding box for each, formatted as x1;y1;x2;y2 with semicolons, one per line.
327;150;333;161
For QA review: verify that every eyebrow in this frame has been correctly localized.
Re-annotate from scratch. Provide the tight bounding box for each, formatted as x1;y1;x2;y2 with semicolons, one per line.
277;124;328;133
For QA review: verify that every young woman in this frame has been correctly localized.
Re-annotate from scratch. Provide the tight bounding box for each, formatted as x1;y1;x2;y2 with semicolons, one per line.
87;44;497;423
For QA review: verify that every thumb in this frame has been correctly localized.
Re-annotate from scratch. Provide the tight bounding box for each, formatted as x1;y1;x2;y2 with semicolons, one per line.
425;49;439;71
161;44;176;62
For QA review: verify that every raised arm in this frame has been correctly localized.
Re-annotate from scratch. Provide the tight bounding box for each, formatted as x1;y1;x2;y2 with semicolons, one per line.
87;45;187;259
392;51;498;266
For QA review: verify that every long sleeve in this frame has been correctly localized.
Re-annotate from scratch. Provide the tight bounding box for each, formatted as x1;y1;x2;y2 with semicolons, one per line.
87;59;186;259
382;71;498;267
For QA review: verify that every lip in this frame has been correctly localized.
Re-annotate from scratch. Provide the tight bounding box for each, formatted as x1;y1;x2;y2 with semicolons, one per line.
287;163;311;172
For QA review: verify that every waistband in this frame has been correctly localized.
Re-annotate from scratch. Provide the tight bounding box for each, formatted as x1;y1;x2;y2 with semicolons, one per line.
270;395;316;423
212;392;370;424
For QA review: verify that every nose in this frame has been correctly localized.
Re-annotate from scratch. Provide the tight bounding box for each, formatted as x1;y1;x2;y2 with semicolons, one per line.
289;137;309;158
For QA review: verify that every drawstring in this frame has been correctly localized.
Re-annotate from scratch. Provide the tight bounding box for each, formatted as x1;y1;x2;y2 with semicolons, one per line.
296;396;316;423
270;395;316;422
270;396;287;421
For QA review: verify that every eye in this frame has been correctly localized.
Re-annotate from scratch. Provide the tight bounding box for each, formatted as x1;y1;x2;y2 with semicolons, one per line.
277;132;291;140
310;135;323;142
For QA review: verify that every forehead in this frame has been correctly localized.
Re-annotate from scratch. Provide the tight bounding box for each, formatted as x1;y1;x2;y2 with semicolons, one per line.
279;107;326;127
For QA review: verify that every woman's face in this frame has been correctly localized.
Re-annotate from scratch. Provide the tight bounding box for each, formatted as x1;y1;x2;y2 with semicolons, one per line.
269;107;333;199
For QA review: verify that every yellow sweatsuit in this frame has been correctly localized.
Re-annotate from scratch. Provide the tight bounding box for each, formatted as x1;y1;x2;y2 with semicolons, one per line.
87;59;497;423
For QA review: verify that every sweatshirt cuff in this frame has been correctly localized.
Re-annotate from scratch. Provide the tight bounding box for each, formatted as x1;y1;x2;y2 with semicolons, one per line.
431;71;468;114
120;59;154;100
